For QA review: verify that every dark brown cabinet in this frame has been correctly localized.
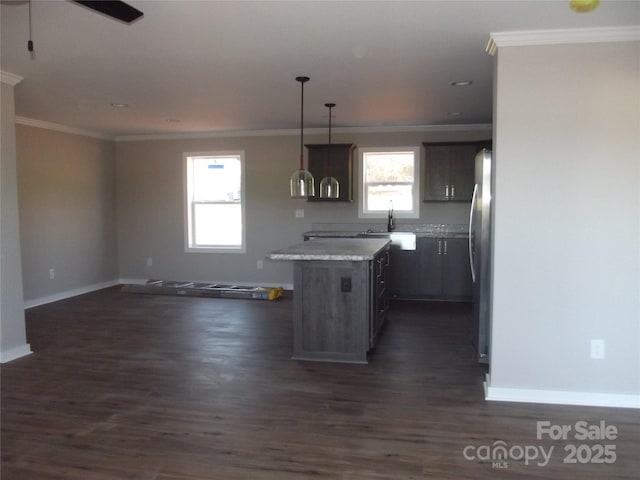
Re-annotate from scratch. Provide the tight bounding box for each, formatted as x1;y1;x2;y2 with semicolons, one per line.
421;238;444;297
389;246;422;298
370;246;390;348
438;237;473;300
390;236;471;301
423;141;490;202
306;144;354;202
291;243;390;363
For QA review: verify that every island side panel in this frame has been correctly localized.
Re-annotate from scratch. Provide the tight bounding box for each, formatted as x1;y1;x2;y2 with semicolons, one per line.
292;260;370;363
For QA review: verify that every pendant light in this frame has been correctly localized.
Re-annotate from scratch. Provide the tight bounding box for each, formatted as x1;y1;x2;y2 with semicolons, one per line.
290;76;315;198
319;103;340;199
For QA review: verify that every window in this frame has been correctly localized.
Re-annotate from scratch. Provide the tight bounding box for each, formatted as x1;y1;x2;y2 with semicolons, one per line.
359;147;420;218
184;151;245;252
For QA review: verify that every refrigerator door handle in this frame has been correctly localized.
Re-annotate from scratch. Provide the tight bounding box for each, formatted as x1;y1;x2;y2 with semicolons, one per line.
468;183;478;283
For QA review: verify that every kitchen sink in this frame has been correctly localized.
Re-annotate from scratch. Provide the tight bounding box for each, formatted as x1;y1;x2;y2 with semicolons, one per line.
357;232;389;238
358;231;416;250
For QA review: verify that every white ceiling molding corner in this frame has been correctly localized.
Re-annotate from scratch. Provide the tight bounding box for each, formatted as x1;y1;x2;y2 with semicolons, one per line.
487;25;640;56
1;71;24;86
15;117;114;141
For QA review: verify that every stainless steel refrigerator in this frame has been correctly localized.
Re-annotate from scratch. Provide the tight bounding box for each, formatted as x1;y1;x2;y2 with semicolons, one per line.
469;149;492;364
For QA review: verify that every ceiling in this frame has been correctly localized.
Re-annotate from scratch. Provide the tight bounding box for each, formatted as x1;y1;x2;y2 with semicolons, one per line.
1;0;638;138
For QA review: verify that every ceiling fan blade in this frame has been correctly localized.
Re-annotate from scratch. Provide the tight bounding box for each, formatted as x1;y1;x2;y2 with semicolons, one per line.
73;1;143;24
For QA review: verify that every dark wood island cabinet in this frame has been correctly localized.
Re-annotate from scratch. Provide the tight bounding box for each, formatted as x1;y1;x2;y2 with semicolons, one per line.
267;238;390;363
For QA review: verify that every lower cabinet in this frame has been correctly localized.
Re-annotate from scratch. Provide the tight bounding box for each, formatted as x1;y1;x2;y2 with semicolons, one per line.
389;247;422;297
390;237;471;301
441;238;473;299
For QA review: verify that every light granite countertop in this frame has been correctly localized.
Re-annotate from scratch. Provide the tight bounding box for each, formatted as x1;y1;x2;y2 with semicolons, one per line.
303;223;469;239
303;230;468;239
303;230;362;238
267;238;390;261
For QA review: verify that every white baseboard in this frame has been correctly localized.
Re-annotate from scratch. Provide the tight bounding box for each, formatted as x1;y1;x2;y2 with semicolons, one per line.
24;279;121;309
484;374;640;409
118;278;147;285
0;343;32;363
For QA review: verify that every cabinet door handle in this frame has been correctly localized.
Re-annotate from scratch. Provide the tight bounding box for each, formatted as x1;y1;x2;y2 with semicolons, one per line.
445;185;449;199
451;184;455;198
444;240;448;255
438;240;442;255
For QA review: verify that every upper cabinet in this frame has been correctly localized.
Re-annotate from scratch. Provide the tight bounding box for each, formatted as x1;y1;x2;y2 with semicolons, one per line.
306;144;354;202
423;141;491;202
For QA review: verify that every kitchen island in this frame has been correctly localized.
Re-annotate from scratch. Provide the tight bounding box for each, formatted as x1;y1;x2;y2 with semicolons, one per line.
267;238;390;363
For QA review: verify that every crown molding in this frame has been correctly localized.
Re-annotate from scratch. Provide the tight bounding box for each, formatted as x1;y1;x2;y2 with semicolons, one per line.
15;117;114;141
114;123;492;142
1;71;24;86
487;25;640;56
13;116;491;142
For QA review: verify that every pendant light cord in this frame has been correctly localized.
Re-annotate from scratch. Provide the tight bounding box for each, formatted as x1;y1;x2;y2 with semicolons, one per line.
300;80;304;169
28;0;34;52
299;79;304;170
296;76;309;170
328;105;333;147
325;103;335;175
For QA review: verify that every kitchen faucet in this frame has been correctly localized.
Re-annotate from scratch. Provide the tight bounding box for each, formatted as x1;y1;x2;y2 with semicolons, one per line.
387;201;395;232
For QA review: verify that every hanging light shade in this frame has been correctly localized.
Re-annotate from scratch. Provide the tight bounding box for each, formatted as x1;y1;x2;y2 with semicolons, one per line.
319;103;340;199
290;76;315;198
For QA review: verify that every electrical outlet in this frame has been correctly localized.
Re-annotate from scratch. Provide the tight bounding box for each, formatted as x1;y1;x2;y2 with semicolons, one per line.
591;339;605;360
257;260;264;270
146;257;153;267
49;268;55;280
295;209;304;218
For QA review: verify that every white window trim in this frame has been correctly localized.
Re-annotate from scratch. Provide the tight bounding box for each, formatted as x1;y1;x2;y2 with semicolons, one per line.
183;150;246;253
358;146;421;219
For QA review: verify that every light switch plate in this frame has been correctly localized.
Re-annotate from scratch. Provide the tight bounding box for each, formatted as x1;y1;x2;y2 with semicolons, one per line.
295;209;304;218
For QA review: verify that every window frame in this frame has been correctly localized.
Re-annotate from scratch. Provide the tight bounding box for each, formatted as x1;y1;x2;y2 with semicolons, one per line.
183;150;246;253
358;146;421;219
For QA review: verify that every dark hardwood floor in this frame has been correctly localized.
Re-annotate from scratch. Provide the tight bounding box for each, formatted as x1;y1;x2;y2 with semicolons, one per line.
1;287;638;479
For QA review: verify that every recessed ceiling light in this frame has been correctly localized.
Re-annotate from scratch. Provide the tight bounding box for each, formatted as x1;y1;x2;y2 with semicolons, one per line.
451;81;472;87
111;103;129;108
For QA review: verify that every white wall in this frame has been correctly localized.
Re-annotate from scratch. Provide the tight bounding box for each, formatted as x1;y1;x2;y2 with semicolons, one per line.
0;77;31;362
115;129;490;285
16;125;118;305
12;120;488;304
488;40;640;406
